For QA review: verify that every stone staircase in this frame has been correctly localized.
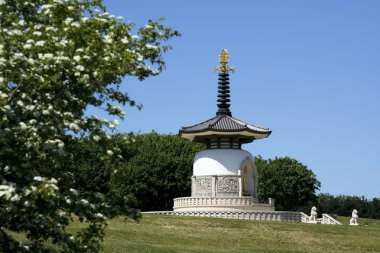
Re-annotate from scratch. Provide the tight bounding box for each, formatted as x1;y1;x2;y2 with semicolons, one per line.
300;212;342;225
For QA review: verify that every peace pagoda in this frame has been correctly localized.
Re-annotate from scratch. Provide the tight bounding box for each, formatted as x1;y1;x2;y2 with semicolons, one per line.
173;49;275;213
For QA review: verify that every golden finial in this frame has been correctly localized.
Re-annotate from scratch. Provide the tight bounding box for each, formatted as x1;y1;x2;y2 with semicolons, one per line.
213;49;236;73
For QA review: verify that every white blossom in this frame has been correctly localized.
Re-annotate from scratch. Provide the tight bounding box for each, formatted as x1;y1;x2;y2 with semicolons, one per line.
60;39;68;46
69;123;80;131
0;91;8;98
34;176;44;181
95;213;104;218
32;31;42;36
73;55;81;61
14;52;24;58
69;188;78;196
146;44;158;50
0;185;16;200
121;37;128;44
35;40;46;46
57;141;64;148
106;150;113;155
10;194;20;202
64;18;73;25
49;178;58;184
93;135;101;141
41;4;53;10
103;35;113;43
71;22;80;28
19;122;27;130
46;26;55;32
26;105;36;110
75;65;85;71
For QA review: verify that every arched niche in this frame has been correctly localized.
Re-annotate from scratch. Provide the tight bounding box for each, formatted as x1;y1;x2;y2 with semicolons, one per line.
240;157;258;198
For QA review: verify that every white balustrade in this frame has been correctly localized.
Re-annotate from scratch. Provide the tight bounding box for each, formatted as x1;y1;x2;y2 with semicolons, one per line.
321;214;342;225
173;196;262;209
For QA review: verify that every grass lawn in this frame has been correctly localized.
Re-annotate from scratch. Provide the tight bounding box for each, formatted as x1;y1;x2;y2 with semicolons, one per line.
98;214;380;253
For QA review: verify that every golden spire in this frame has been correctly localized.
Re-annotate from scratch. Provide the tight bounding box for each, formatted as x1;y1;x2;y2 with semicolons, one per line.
213;49;236;73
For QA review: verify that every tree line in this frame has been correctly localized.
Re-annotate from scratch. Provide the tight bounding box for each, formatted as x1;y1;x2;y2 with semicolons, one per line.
317;193;380;219
63;132;379;218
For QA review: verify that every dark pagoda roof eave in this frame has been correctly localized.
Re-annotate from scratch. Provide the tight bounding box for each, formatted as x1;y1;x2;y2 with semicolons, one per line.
178;115;272;137
178;128;272;136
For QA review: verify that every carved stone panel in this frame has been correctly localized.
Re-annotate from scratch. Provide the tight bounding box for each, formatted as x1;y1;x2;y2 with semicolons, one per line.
193;177;212;196
216;176;239;196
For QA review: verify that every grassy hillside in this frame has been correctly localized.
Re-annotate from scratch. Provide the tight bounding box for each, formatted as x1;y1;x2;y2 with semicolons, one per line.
98;214;380;253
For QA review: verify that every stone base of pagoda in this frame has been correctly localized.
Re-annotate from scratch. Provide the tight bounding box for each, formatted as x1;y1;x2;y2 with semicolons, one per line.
173;196;275;212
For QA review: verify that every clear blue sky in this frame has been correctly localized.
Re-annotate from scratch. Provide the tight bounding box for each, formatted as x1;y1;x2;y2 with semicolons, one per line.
101;0;380;198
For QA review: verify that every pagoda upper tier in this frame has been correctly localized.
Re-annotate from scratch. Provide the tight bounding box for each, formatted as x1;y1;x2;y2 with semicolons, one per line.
179;49;271;148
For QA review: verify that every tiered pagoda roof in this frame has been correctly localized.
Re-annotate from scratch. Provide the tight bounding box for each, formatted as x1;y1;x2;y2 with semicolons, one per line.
179;115;271;143
179;49;271;145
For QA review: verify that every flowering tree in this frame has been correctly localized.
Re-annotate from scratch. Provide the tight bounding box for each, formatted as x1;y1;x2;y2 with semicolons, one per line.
0;0;179;252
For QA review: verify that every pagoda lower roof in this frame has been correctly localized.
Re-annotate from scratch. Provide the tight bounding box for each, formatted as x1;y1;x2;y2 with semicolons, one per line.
179;115;271;141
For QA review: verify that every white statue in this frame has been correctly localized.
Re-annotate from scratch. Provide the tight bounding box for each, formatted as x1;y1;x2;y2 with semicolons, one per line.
309;206;318;223
350;209;359;226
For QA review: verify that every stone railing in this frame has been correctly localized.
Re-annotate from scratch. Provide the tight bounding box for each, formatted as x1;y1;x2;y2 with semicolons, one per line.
174;196;259;209
321;214;342;225
142;211;341;225
300;212;310;223
300;212;341;225
143;210;301;222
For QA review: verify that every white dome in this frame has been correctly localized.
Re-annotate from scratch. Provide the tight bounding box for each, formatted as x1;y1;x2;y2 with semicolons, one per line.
193;149;253;176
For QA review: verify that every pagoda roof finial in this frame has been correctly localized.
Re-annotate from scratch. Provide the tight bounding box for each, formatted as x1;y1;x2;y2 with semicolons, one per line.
213;49;236;73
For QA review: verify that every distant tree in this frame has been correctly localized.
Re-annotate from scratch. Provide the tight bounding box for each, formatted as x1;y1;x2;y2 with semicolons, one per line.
0;0;179;251
255;156;321;211
111;132;205;211
317;194;380;219
370;198;380;219
317;193;340;215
